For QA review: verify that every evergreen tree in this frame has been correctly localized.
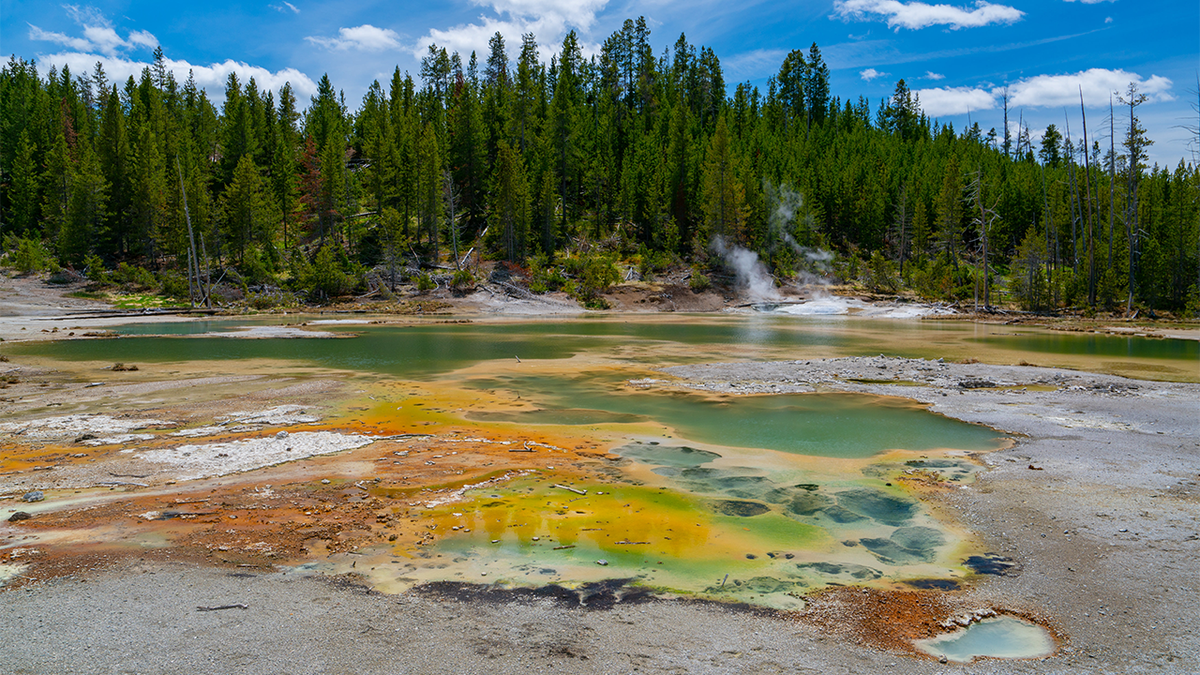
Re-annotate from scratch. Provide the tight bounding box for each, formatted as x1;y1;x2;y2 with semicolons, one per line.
492;140;530;262
700;115;746;245
6;131;39;234
934;153;964;269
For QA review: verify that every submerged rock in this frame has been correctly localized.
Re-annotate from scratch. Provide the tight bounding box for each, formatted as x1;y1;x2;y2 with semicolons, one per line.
964;554;1020;576
834;488;917;525
861;526;945;564
712;499;771;517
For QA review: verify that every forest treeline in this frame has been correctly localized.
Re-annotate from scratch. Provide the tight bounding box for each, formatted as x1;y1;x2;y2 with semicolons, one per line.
1;17;1198;313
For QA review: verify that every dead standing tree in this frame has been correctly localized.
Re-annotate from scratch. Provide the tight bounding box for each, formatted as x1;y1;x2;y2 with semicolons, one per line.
966;170;1000;312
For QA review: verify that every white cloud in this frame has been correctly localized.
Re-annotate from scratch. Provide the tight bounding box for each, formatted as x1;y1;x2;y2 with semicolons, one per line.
914;68;1174;118
28;25;93;52
306;25;402;51
127;30;159;50
1004;68;1173;108
860;67;887;81
1105;16;1113;23
29;6;159;57
915;86;996;116
36;51;318;100
1063;0;1115;4
925;71;945;80
272;1;300;13
724;48;788;79
416;0;608;61
833;0;1024;31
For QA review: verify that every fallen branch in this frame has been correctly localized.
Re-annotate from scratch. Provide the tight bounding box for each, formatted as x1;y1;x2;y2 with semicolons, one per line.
552;484;587;496
97;480;148;487
196;603;248;611
109;472;150;479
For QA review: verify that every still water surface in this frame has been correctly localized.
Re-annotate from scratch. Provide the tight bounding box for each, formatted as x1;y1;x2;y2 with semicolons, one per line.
6;314;1194;608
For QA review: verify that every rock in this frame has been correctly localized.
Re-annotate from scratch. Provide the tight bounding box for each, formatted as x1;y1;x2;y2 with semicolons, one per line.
22;491;45;503
320;479;331;484
596;559;609;566
8;511;31;522
276;430;289;439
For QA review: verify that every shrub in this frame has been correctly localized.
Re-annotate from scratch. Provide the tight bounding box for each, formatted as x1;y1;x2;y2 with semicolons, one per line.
305;244;351;300
689;265;711;292
450;269;475;291
113;263;156;290
579;253;619;298
82;254;109;284
865;251;900;293
415;273;436;292
528;254;569;293
7;236;57;275
158;270;190;299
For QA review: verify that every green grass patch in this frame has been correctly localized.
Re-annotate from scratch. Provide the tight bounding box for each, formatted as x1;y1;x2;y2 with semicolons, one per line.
110;293;187;309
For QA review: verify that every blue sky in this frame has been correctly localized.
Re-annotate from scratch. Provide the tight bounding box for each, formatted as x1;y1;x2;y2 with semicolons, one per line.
3;0;1196;167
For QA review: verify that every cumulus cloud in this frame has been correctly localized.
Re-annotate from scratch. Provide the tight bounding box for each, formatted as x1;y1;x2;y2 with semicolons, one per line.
29;8;159;58
860;67;887;81
306;24;402;51
914;68;1173;117
416;0;608;61
833;0;1024;31
36;51;317;100
1006;69;1173;108
29;7;313;102
915;86;996;116
924;71;945;80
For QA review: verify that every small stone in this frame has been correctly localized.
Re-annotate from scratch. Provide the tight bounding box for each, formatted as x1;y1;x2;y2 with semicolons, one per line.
8;511;31;522
276;430;289;439
321;479;331;485
22;491;45;503
596;559;609;566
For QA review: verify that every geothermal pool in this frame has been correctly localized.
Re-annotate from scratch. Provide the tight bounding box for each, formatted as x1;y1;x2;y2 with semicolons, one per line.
2;314;1194;614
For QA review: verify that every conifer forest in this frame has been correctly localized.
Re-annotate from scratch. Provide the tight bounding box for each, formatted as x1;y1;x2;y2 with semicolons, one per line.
2;18;1198;314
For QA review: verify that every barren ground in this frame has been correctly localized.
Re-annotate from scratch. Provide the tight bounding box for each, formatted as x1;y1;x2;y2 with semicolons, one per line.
1;272;1198;674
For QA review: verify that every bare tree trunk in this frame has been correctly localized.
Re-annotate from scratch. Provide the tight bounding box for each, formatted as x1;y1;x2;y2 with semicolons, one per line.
1080;89;1096;308
177;159;199;308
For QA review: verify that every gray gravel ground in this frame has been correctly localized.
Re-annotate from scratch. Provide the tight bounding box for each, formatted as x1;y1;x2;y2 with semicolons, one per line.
3;356;1198;674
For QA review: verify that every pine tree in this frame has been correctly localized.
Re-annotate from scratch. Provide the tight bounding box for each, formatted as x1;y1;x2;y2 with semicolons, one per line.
934;154;964;270
415;122;442;257
222;154;275;264
129;121;169;259
60;143;109;265
40;130;73;243
700;115;746;246
7;131;39;234
96;85;131;254
492;140;530;262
